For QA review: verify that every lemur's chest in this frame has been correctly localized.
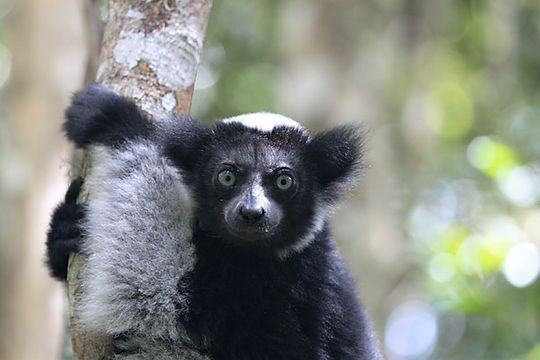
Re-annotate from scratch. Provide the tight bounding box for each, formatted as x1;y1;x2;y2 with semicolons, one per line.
186;237;323;359
188;275;321;360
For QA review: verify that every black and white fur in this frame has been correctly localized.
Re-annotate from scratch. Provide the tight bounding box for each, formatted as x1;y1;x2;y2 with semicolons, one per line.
46;85;382;359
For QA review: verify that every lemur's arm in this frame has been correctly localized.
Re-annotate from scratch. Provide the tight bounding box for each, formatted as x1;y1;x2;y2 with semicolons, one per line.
49;85;198;345
46;84;154;281
46;177;86;281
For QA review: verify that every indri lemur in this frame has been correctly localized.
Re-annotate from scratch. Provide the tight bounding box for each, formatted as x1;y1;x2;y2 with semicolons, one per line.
46;85;382;359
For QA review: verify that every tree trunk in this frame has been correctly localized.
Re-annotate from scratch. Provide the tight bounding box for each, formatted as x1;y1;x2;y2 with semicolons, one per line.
67;1;212;358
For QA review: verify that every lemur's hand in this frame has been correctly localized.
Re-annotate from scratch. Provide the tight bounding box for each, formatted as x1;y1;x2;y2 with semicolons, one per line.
46;177;86;281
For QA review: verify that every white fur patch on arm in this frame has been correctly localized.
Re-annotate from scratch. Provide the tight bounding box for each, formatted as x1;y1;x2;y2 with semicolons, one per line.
79;141;195;340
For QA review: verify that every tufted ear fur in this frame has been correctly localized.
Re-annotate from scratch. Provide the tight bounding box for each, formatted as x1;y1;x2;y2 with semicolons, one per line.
304;125;364;196
161;118;213;174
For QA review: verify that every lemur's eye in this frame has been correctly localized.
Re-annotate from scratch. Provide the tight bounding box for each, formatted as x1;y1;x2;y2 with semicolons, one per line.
276;174;293;190
217;169;236;187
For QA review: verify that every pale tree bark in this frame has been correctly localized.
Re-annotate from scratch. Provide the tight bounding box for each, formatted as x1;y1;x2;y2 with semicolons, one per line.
66;1;213;358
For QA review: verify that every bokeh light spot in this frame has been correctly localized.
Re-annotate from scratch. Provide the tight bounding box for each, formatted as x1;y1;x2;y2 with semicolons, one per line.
385;301;438;359
467;136;519;178
428;252;456;282
428;81;473;139
503;242;540;288
497;165;540;207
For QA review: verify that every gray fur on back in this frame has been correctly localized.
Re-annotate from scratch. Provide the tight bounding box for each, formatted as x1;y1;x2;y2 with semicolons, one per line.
79;140;207;358
113;336;210;360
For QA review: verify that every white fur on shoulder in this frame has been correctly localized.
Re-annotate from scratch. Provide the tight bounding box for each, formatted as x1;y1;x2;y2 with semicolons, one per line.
276;200;327;259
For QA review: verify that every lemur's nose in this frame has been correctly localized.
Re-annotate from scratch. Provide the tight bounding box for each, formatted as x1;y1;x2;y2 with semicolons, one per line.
239;205;266;224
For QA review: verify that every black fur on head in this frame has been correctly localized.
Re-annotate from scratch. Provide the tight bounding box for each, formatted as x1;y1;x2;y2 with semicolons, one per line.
164;116;364;256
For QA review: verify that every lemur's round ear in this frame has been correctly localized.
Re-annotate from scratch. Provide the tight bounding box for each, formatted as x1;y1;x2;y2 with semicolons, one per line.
305;125;365;191
161;118;212;172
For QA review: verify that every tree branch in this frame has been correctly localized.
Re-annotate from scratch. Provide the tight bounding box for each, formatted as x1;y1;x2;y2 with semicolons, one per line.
82;0;105;83
67;1;212;358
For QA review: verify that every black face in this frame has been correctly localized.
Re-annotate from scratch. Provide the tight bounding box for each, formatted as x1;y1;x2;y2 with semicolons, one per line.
194;124;317;252
164;119;362;254
216;165;289;241
211;148;300;242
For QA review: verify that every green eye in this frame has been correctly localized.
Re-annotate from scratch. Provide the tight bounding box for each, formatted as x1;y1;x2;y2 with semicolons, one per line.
276;174;293;190
218;169;236;187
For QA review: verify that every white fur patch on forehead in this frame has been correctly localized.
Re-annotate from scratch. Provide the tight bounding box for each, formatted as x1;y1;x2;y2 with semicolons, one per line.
222;112;303;133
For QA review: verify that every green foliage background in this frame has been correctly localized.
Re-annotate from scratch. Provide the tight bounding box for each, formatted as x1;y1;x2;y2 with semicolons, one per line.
192;1;540;359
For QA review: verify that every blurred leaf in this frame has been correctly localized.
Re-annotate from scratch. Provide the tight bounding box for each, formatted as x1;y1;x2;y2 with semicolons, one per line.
429;80;473;139
467;136;520;178
526;343;540;360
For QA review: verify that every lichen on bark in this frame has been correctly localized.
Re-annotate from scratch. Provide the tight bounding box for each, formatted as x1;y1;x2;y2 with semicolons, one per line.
96;0;212;118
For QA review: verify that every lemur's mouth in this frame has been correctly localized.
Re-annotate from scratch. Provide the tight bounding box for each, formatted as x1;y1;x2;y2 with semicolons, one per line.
227;223;274;241
223;205;282;242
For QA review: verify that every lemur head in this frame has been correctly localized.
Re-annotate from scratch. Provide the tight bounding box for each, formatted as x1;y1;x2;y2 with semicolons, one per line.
164;113;363;257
